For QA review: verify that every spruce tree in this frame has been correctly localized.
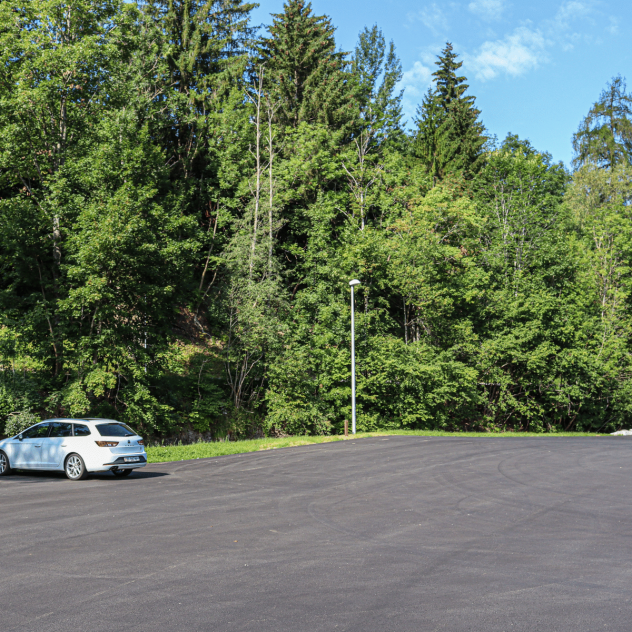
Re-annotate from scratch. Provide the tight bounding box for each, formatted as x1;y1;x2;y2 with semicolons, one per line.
257;0;354;131
414;87;446;182
414;42;486;181
144;0;256;178
433;42;469;106
142;0;256;336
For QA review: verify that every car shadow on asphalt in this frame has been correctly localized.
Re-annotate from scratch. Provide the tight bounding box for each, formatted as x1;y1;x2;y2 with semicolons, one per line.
6;469;169;482
90;470;169;480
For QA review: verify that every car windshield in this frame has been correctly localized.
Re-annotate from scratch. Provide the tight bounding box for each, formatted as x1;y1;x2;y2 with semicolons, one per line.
95;423;136;437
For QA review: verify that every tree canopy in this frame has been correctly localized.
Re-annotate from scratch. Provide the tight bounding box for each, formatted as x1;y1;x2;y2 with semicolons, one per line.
1;1;632;440
572;75;632;170
414;43;486;182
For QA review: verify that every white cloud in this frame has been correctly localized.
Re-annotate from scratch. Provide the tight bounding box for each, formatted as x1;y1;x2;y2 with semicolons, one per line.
553;0;594;25
401;0;615;99
408;3;448;35
466;26;548;80
400;60;435;122
401;61;433;99
546;0;596;48
468;0;506;21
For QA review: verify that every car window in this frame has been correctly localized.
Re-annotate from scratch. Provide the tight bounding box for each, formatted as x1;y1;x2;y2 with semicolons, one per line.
73;424;91;437
49;422;73;438
96;423;136;437
22;423;50;439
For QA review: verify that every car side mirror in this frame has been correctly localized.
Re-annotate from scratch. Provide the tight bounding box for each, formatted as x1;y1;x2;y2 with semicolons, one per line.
18;434;23;441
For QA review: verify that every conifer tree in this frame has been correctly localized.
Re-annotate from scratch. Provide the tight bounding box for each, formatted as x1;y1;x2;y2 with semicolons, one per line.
352;25;404;149
414;87;445;181
414;42;486;181
572;75;632;170
257;0;354;131
142;0;256;339
340;26;404;231
144;0;256;179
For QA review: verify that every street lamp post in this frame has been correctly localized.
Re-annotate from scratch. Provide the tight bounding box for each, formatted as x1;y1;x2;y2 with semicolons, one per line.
349;279;361;435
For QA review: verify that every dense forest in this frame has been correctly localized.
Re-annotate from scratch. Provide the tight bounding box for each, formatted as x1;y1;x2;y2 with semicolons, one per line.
2;0;632;440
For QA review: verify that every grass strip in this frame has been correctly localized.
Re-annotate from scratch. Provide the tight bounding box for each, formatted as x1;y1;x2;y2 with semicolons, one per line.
146;429;604;464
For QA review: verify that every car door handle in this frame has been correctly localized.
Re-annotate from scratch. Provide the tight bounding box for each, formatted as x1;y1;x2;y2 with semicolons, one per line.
61;444;67;447
34;445;42;448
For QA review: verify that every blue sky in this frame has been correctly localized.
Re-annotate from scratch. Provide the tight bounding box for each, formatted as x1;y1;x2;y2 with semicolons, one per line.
251;0;632;167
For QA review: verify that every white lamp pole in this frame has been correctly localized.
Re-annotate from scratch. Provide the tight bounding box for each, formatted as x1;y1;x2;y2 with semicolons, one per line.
349;279;361;434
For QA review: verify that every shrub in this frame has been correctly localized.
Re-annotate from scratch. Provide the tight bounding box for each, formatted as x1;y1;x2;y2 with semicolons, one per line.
4;410;40;438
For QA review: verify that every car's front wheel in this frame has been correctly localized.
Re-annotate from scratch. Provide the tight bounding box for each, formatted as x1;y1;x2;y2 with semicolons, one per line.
65;454;87;481
0;451;12;476
112;469;132;477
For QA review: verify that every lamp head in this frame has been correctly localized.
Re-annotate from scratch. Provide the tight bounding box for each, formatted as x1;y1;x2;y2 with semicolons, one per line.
349;279;361;287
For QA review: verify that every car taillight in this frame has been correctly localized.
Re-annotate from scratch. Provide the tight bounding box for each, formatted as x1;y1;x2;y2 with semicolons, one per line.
95;441;119;448
137;440;144;445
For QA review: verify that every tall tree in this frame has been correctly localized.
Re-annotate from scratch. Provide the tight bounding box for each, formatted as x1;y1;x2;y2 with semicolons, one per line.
0;0;124;378
341;26;404;231
0;0;198;431
413;87;446;182
141;0;257;339
567;162;632;338
475;135;568;286
256;0;354;131
572;75;632;170
414;43;486;182
565;162;632;428
143;0;255;179
352;25;403;149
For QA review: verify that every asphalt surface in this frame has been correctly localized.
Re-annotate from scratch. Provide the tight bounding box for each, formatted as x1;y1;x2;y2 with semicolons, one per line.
2;436;632;632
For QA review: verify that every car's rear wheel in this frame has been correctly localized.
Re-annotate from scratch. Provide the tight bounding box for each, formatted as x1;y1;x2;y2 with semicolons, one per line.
0;451;11;476
112;469;132;477
65;454;87;480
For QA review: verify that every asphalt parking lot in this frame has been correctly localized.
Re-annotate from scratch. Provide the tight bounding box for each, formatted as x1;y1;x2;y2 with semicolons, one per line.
2;436;632;632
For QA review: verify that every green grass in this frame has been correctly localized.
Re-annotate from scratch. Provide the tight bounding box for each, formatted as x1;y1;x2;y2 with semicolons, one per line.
145;429;606;464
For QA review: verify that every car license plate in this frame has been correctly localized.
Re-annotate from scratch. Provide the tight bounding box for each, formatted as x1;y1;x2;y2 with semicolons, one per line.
124;457;140;462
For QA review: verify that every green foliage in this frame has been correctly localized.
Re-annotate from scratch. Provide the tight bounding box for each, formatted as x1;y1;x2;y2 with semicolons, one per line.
0;1;631;440
572;76;632;170
0;373;41;436
564;162;632;430
414;42;486;182
4;410;41;438
352;25;404;149
257;0;355;131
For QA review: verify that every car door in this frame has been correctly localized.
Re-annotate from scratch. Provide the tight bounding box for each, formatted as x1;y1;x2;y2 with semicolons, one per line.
12;423;50;468
42;422;73;469
8;435;27;467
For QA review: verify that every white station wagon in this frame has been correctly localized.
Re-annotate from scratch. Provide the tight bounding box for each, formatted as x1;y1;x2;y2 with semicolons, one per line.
0;418;147;480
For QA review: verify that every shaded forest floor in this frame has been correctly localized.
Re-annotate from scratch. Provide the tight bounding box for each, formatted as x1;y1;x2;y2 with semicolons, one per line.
145;430;610;463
